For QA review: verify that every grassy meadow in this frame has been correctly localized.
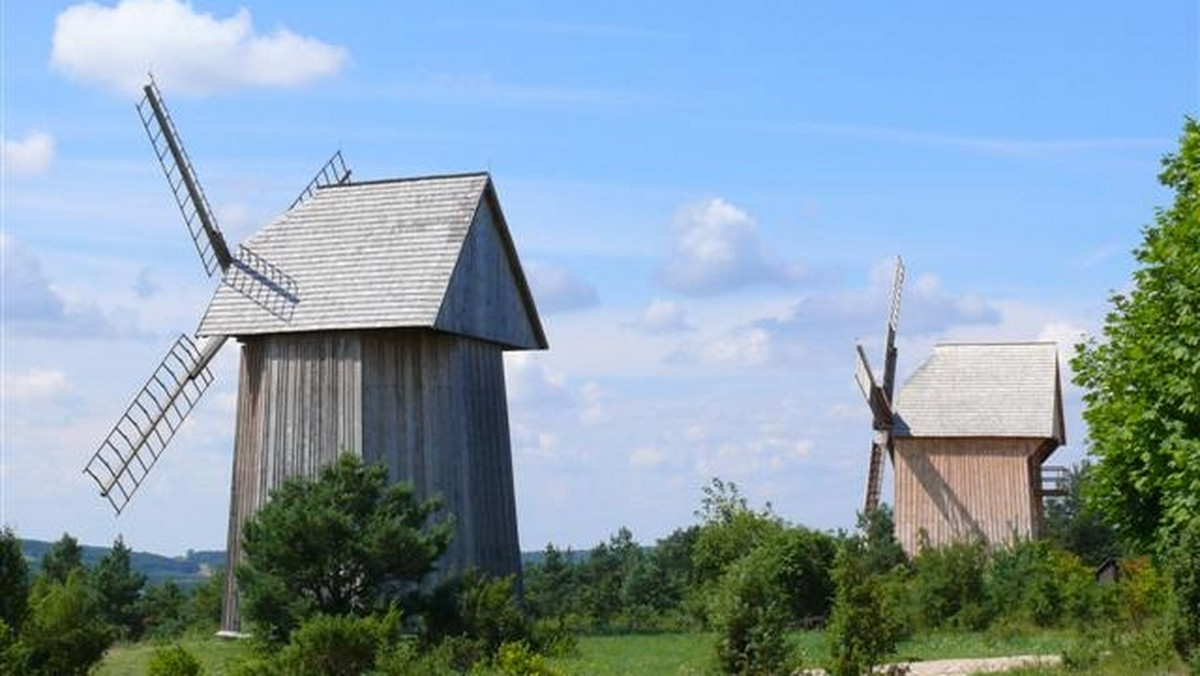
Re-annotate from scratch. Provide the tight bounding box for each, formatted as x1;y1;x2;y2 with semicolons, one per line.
95;628;1118;675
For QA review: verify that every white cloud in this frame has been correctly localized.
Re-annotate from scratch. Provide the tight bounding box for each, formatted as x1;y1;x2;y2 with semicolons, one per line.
671;326;774;367
629;446;664;468
659;198;802;296
526;262;599;314
51;0;348;96
0;234;149;339
629;298;690;334
2;131;56;176
3;369;71;400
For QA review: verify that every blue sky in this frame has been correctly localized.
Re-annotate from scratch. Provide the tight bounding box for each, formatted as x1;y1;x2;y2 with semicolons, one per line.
2;1;1197;555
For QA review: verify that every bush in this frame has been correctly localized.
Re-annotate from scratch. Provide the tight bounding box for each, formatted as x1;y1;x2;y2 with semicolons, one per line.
0;527;30;631
375;639;455;676
709;544;792;675
273;609;402;676
1170;517;1200;665
0;619;31;675
238;454;451;643
987;539;1096;628
423;572;529;656
492;641;563;676
826;543;902;676
907;538;989;630
22;570;115;676
147;644;204;676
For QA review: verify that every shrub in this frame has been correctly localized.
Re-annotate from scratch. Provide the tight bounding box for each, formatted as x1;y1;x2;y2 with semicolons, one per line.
273;609;402;676
0;619;31;676
1170;517;1200;665
988;540;1096;627
709;544;792;675
1113;556;1171;625
375;639;455;676
908;538;989;630
22;570;115;676
423;572;529;656
147;644;204;676
493;641;563;676
0;527;30;631
276;614;381;676
826;542;902;676
238;454;451;643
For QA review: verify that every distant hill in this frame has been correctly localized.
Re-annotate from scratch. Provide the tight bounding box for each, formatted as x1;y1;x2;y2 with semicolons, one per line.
20;539;559;588
20;539;224;589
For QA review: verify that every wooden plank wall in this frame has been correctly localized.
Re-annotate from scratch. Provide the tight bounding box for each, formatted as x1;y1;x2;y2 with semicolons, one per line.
360;329;522;581
220;328;522;633
220;333;364;633
893;437;1040;556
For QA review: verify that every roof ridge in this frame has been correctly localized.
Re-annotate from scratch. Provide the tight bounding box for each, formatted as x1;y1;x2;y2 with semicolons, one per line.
933;341;1058;347
320;171;490;189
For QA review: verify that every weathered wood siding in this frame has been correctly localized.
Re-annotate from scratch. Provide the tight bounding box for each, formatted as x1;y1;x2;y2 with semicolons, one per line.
360;329;521;580
435;198;542;350
220;329;520;632
893;437;1041;555
220;333;364;632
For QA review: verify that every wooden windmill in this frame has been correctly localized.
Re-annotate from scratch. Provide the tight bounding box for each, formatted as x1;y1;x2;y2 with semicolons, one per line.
854;259;1067;555
83;78;546;633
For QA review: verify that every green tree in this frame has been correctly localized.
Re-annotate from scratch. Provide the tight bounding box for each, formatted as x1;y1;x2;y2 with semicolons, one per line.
857;506;906;575
709;543;792;676
237;454;452;642
525;544;575;620
0;527;30;630
186;568;225;630
1041;463;1120;566
693;479;782;585
40;533;83;584
92;535;146;638
23;570;114;676
826;542;902;676
1169;517;1200;664
1072;118;1200;552
139;580;189;638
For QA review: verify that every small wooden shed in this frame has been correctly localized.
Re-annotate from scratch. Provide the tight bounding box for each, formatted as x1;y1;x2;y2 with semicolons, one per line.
197;172;546;632
891;342;1065;555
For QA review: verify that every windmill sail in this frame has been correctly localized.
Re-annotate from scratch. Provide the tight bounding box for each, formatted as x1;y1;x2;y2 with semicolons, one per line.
289;150;352;211
137;78;233;276
861;256;905;515
225;245;300;322
83;334;226;514
139;77;301;321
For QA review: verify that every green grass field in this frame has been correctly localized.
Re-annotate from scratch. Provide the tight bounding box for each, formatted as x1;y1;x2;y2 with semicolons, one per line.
98;629;1080;675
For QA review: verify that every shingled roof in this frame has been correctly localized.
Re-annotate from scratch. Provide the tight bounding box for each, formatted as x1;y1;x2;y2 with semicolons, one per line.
197;172;547;350
893;342;1064;442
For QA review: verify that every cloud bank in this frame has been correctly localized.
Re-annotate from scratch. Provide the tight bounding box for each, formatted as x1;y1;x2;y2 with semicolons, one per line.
659;198;802;296
2;131;55;176
51;0;348;96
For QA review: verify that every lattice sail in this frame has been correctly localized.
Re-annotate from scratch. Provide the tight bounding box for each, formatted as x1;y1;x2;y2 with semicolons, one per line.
83;334;226;514
861;255;905;516
225;245;301;322
137;77;233;276
289;150;352;211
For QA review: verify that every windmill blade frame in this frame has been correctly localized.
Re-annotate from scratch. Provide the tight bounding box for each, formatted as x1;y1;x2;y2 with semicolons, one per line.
137;77;233;276
224;245;301;323
859;256;905;516
289;150;352;211
83;334;226;514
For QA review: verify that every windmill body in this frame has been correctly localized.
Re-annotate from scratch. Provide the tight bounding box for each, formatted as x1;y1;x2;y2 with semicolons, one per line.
84;81;544;634
889;342;1064;555
855;262;1066;556
203;175;544;631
